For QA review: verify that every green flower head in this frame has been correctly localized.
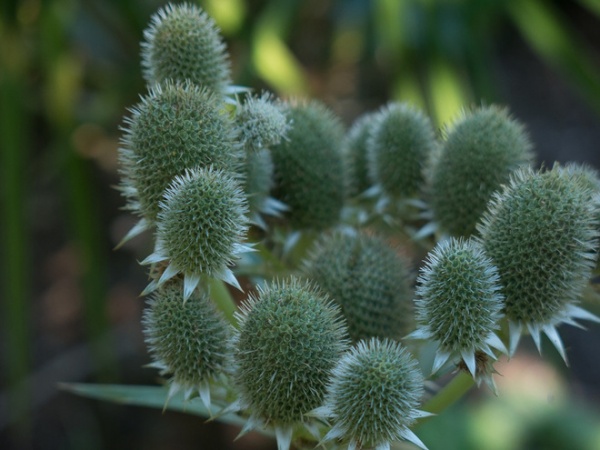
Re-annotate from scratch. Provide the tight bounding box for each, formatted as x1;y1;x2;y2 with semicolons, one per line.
142;279;233;409
409;238;506;390
313;338;429;450
303;231;414;342
236;92;290;153
478;165;600;361
429;105;533;237
233;277;349;450
142;167;249;300
141;3;231;94
343;111;378;197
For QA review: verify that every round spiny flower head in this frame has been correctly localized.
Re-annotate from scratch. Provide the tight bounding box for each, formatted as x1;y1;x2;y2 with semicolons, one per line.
303;231;413;342
271;100;346;230
367;102;437;199
236;93;290;153
143;167;249;300
478;165;600;361
118;80;239;230
429;105;533;237
313;338;428;450
343;111;378;197
142;279;233;408
141;3;231;94
410;238;506;387
233;277;348;449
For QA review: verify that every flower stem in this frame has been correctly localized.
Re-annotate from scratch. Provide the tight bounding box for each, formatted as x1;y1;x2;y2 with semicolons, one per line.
208;278;238;327
418;371;475;424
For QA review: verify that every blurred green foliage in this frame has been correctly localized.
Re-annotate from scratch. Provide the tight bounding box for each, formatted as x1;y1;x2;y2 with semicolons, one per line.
1;0;600;447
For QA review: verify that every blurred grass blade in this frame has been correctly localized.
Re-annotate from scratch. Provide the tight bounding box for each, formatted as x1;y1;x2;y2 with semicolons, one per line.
508;0;600;114
577;0;600;17
427;58;470;127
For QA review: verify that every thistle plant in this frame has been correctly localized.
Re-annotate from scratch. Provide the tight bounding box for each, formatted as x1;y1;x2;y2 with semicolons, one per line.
77;4;600;450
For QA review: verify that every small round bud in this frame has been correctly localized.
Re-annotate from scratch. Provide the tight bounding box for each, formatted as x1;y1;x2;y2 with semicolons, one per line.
343;112;378;196
314;338;428;450
233;277;348;430
148;167;249;297
478;165;600;360
271;100;346;230
142;280;232;406
236;93;290;153
304;231;413;342
368;102;437;198
411;238;506;383
429;105;533;237
141;3;231;94
119;81;239;225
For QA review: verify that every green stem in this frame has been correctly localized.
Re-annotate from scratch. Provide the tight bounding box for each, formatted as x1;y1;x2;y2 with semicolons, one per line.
418;372;475;424
208;278;238;326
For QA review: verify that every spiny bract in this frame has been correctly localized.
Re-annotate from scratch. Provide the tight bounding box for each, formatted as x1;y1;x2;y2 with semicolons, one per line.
313;338;428;450
303;231;413;342
236;93;290;153
429;105;533;237
409;238;506;388
142;280;233;408
118;80;239;229
343;111;378;197
233;277;348;450
478;165;600;361
271;100;346;230
367;102;437;199
141;3;231;94
143;167;249;299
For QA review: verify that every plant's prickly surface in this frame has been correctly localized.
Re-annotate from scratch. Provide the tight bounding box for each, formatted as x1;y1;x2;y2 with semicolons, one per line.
119;80;239;225
304;232;413;342
343;112;378;197
410;238;506;386
478;165;600;361
233;277;348;427
236;93;290;153
429;106;533;237
270;100;346;230
154;167;248;286
243;148;275;219
141;3;231;94
142;280;232;404
314;338;428;450
367;102;437;199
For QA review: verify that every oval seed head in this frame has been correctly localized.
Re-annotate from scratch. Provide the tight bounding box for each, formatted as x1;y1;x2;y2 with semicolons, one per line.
119;80;239;226
141;3;231;94
367;102;437;199
429;105;533;237
410;238;506;386
314;338;428;450
149;167;249;297
478;165;600;361
233;277;348;442
236;93;290;153
343;111;378;197
271;100;346;230
142;280;233;408
304;231;414;342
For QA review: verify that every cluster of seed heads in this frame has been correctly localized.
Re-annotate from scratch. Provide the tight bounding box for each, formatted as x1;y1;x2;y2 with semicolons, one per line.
114;3;600;450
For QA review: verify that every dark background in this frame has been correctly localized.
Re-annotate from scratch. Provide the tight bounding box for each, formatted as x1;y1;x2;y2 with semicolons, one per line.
1;0;600;449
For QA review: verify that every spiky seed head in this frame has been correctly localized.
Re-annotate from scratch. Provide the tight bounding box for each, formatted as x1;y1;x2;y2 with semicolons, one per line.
303;232;414;342
236;93;290;153
142;280;233;405
141;3;231;94
429;105;533;237
271;100;346;230
367;102;437;199
233;277;349;427
155;167;248;283
315;338;428;450
343;112;378;197
479;165;599;326
119;80;239;225
410;238;506;384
